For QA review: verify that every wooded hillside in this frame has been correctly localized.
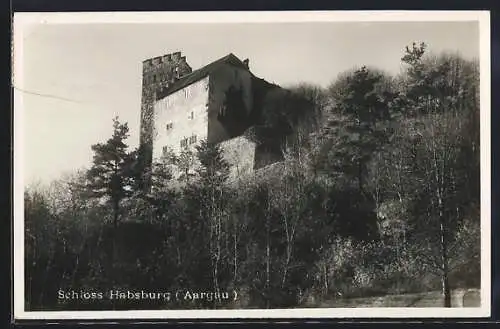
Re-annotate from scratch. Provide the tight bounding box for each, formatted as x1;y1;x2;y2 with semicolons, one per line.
24;43;481;310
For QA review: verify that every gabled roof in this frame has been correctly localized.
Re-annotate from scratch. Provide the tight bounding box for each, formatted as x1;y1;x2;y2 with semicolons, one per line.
156;53;249;100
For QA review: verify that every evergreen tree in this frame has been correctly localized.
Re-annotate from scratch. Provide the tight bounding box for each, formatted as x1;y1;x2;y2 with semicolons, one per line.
85;117;135;284
86;117;135;228
316;66;394;195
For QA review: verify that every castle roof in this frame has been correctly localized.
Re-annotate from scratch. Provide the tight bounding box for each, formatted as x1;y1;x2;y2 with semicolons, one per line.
156;53;249;100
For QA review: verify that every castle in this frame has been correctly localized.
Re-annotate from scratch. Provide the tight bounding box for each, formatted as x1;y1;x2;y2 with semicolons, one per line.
139;51;287;185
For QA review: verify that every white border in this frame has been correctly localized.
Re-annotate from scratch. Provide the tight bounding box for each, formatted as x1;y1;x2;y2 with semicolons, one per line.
13;12;26;321
12;10;491;320
10;10;491;24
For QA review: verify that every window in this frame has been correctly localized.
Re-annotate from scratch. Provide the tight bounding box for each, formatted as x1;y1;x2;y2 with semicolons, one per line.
188;111;194;120
189;135;197;144
180;138;188;148
166;122;173;131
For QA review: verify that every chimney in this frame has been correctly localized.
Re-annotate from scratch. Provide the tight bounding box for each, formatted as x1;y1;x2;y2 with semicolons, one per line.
243;58;249;69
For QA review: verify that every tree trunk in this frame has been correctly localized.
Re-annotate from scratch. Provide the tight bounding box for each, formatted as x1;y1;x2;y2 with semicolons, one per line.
281;217;291;289
266;204;271;309
113;199;119;230
358;161;365;196
38;252;55;308
112;201;119;263
233;230;238;283
438;196;451;307
323;264;328;296
111;198;119;306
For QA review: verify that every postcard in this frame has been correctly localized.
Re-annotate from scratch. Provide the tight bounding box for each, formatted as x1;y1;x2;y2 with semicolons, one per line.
12;10;491;320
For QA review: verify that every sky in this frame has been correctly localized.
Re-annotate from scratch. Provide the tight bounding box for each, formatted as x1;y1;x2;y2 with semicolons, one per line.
17;19;480;186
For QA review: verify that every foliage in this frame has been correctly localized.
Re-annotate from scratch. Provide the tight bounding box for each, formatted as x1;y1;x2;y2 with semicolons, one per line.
25;43;481;310
86;117;136;227
313;66;394;198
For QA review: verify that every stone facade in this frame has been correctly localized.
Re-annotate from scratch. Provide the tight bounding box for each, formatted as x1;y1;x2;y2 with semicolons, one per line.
153;77;209;157
219;135;256;181
139;52;193;181
140;52;283;185
207;62;253;144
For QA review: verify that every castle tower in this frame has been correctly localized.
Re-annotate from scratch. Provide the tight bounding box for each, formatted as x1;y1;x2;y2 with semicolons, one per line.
139;51;193;189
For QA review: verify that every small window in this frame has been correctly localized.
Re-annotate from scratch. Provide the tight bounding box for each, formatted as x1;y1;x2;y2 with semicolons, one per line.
166;122;173;131
189;135;197;144
152;75;157;83
180;138;188;148
188;111;194;120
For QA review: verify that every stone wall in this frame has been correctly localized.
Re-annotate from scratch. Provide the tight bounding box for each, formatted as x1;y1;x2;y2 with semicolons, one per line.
254;161;285;184
219;135;256;181
153;77;209;159
207;63;253;144
139;53;291;190
139;51;193;182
